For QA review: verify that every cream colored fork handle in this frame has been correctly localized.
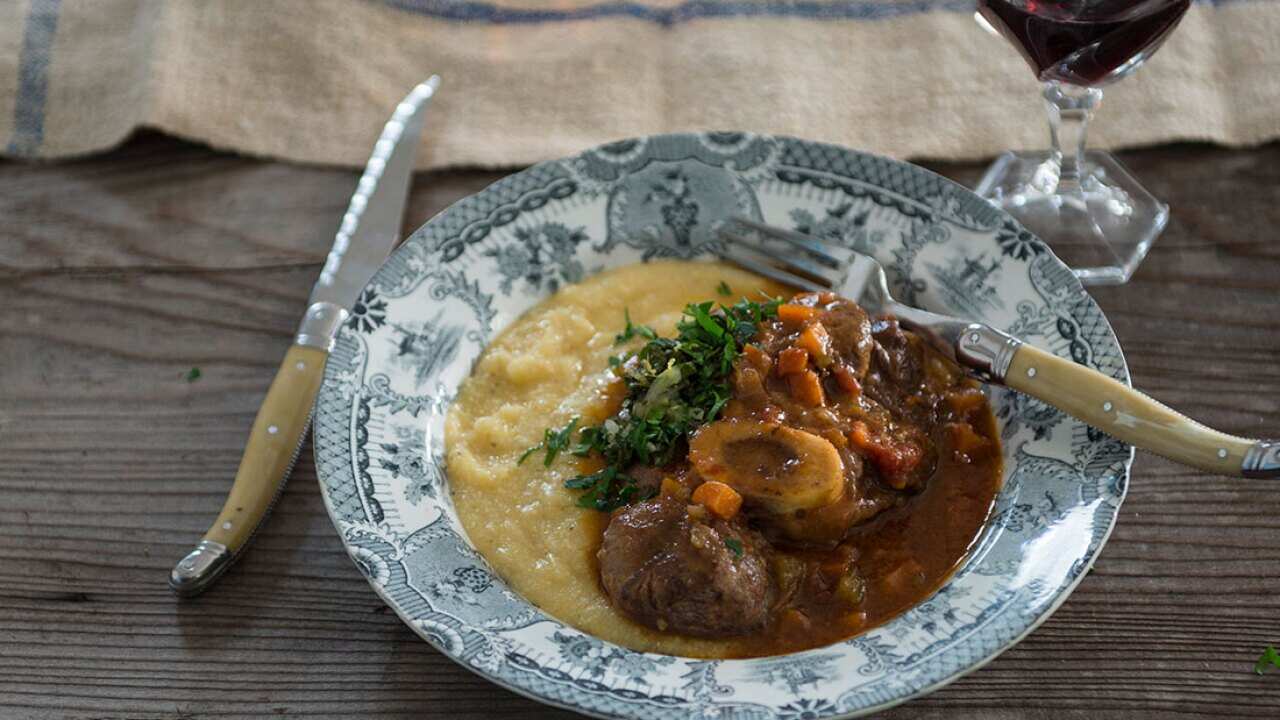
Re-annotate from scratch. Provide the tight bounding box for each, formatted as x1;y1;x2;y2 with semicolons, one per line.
1004;343;1278;478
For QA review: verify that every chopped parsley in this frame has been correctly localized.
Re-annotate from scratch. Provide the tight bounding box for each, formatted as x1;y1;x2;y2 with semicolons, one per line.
518;417;579;467
523;296;780;511
185;367;202;382
613;308;656;345
716;280;732;297
724;537;744;557
1256;646;1280;675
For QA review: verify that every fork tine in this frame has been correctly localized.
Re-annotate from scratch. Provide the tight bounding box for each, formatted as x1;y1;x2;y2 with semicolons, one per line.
729;216;843;268
711;245;831;293
719;229;839;286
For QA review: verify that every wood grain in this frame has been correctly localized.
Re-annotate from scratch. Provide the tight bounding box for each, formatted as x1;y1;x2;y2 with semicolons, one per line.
1;132;1278;719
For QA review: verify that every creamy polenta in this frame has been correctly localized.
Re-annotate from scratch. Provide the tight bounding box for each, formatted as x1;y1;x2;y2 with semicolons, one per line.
445;260;789;657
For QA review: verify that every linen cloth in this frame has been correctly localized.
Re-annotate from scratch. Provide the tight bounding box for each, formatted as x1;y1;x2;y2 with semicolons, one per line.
2;0;1279;170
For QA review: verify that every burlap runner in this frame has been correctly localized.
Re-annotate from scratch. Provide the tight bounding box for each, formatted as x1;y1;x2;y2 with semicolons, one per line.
3;0;1279;169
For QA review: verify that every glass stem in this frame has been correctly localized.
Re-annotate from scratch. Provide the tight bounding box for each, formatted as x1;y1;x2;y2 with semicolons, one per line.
1042;82;1102;192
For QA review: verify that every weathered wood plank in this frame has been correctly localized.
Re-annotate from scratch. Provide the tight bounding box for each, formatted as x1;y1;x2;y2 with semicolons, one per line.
1;133;1277;719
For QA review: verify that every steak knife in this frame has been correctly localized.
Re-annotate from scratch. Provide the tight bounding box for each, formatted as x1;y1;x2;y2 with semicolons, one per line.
169;77;441;597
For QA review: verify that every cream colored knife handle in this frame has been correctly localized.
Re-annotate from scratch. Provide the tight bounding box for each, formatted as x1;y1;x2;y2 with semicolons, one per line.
1000;342;1279;478
169;342;328;596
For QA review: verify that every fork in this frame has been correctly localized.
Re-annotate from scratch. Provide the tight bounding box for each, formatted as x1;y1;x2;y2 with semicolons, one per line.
716;216;1279;479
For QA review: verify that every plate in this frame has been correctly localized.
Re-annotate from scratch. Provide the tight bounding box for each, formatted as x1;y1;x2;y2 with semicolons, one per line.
312;133;1133;719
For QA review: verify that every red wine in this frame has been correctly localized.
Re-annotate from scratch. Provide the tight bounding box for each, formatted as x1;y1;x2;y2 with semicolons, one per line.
978;0;1190;86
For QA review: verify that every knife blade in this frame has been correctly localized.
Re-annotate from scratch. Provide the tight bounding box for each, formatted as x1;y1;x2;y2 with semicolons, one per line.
169;77;441;597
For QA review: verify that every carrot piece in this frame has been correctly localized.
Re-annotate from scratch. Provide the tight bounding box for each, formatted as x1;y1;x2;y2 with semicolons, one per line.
848;421;874;451
946;388;986;415
742;344;773;375
691;480;743;520
795;322;832;367
947;421;991;462
776;347;809;376
876;442;923;489
831;364;862;395
787;368;825;407
848;422;923;489
842;610;869;631
777;303;820;325
660;476;687;500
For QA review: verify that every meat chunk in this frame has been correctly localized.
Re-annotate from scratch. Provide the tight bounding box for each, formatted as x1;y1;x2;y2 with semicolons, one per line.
818;298;874;379
864;318;927;418
597;494;771;637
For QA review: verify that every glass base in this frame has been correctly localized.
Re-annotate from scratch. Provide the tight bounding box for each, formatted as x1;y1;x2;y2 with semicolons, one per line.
974;150;1168;285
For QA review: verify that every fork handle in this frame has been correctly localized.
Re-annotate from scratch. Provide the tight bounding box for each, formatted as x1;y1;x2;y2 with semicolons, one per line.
989;340;1279;478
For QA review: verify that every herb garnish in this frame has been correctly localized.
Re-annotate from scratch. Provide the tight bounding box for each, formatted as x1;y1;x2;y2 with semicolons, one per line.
1256;646;1280;675
724;537;744;557
716;281;732;297
613;309;656;345
518;417;579;467
185;367;202;382
522;296;780;511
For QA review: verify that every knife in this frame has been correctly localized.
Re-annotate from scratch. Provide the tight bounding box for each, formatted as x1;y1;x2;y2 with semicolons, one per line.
169;77;441;597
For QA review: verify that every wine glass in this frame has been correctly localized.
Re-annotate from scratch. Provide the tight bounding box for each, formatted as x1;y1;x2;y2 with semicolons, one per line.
973;0;1191;285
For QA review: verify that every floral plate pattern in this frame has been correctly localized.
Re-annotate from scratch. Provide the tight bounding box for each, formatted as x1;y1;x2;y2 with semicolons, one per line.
312;133;1133;719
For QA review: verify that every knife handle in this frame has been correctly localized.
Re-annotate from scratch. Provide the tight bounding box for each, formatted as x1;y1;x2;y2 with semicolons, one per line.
169;343;328;596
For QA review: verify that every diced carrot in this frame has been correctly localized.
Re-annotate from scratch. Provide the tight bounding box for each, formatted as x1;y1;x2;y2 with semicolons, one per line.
742;344;773;375
584;377;628;423
691;480;743;520
787;368;825;407
795;323;832;367
842;610;869;631
947;422;991;462
848;421;874;451
876;442;923;489
946;388;986;415
660;476;687;500
848;422;923;489
777;303;820;325
776;346;809;376
831;364;862;395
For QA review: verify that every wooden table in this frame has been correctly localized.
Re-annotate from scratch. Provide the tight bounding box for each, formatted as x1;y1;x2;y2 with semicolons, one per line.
2;132;1278;719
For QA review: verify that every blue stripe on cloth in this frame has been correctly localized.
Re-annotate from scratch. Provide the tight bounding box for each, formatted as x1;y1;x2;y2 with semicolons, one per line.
381;0;1260;26
382;0;969;25
7;0;62;157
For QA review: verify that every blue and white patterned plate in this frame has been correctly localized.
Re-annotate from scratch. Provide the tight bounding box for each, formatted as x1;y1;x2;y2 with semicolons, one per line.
312;133;1133;719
